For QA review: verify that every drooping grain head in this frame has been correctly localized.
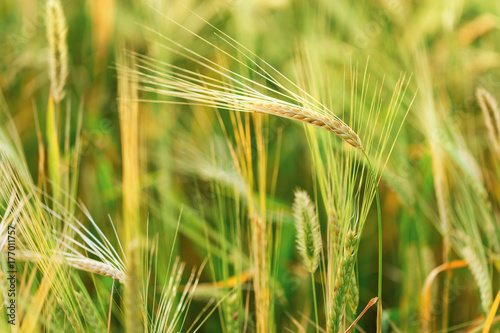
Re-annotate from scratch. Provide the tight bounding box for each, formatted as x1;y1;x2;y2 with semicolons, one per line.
46;0;68;103
13;250;126;284
253;103;363;150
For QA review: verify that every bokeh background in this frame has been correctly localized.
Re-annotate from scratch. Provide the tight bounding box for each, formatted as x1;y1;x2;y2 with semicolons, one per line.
1;0;500;332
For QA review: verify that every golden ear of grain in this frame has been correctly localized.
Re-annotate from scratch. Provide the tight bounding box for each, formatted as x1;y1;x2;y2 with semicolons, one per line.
46;0;68;103
476;87;500;155
252;102;363;150
13;250;126;284
68;257;126;284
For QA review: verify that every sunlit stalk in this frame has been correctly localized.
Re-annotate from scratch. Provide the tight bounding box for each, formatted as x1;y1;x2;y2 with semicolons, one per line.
46;93;61;207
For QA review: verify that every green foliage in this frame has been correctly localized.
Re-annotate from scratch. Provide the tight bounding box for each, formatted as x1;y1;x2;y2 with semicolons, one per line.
1;0;500;332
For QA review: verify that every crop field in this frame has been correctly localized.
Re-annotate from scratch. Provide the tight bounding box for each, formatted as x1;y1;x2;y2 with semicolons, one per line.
1;0;500;332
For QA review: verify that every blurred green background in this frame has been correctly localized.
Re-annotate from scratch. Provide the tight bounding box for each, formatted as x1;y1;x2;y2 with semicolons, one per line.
2;0;500;332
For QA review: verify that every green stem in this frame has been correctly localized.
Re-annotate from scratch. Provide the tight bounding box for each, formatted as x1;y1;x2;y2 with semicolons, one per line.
363;151;382;333
311;273;319;333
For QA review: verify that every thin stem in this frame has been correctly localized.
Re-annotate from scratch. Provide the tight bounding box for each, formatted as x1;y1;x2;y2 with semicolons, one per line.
363;151;382;333
107;280;115;333
442;271;451;331
311;273;319;333
46;93;61;208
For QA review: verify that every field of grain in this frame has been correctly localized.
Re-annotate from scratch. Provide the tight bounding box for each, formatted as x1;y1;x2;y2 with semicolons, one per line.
1;0;500;332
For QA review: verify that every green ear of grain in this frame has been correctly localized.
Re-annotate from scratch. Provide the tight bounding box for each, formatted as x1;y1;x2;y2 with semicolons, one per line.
328;230;358;333
46;0;68;103
348;273;359;314
461;246;492;313
292;189;322;274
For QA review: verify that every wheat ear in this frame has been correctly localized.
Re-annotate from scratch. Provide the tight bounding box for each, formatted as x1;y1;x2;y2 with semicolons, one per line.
67;257;126;284
46;0;68;103
131;52;363;149
14;250;126;284
253;103;363;149
476;87;500;155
